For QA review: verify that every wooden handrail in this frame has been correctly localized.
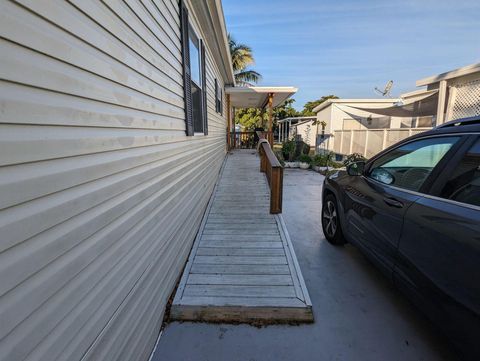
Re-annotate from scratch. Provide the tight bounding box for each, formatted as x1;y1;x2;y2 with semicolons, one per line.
256;132;283;214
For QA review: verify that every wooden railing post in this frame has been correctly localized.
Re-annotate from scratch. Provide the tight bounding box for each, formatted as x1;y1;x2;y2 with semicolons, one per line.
226;94;231;150
256;131;283;214
260;147;266;173
270;166;283;214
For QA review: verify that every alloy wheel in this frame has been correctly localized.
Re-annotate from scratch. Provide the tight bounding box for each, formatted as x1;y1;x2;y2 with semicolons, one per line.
323;200;337;238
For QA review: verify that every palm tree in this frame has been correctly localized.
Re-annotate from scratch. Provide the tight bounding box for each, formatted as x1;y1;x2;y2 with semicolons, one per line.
228;34;261;86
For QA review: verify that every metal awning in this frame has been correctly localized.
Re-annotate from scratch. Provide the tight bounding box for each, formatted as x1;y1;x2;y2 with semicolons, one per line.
347;90;439;117
225;86;298;108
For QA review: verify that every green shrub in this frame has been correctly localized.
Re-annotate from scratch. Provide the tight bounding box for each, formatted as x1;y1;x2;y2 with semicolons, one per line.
298;154;312;164
312;154;328;167
281;140;296;161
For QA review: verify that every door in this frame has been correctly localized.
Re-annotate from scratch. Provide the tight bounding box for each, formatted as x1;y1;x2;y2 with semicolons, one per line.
395;135;480;358
344;135;463;275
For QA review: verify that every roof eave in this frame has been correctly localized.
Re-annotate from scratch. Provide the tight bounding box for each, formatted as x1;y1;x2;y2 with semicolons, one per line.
416;62;480;87
191;0;235;85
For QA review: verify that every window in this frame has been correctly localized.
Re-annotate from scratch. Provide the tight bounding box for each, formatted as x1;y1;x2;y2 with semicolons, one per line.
180;2;207;136
215;79;223;114
189;27;203;133
440;138;480;206
368;136;460;191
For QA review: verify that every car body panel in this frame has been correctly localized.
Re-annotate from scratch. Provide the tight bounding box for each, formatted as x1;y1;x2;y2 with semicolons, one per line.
395;196;480;359
322;116;480;359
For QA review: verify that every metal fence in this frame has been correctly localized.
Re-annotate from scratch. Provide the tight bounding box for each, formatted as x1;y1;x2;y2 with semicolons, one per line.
332;128;431;159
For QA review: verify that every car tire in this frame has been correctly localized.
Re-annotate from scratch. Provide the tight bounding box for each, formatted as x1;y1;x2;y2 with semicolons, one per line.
322;194;347;245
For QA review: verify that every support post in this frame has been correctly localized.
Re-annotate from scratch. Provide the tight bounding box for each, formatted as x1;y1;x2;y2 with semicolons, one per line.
268;93;274;147
445;86;457;122
270;166;283;214
226;94;231;150
436;80;447;125
259;147;267;173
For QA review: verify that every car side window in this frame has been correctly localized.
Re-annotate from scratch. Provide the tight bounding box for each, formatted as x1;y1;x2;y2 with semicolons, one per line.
367;136;460;191
440;138;480;207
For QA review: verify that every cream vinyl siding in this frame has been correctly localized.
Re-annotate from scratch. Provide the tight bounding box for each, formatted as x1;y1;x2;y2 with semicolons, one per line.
0;0;227;360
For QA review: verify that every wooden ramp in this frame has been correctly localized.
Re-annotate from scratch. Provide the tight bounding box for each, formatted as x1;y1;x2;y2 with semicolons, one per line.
171;150;313;323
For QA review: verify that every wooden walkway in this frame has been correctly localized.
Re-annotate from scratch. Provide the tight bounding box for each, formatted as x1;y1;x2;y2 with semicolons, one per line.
171;150;312;323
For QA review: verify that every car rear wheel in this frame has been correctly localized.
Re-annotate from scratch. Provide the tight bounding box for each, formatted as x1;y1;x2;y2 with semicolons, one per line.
322;194;346;245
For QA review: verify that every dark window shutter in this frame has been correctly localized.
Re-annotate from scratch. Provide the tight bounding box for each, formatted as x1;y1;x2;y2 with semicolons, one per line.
214;79;219;112
180;1;194;136
220;89;223;116
200;40;208;135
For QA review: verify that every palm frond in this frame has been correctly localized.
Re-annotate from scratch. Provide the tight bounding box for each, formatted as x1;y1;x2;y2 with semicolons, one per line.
228;33;259;78
234;70;262;86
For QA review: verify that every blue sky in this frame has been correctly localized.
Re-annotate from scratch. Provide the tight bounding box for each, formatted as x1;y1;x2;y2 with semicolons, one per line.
222;0;480;110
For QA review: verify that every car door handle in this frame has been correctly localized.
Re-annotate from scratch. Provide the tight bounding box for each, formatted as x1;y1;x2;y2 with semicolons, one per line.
383;197;404;208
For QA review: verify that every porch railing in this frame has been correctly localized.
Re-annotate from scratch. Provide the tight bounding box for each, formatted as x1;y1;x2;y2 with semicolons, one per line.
257;131;283;214
229;132;256;149
228;131;274;150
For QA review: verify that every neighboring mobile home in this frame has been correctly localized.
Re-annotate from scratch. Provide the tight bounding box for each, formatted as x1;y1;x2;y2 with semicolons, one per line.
312;98;421;157
416;62;480;124
0;1;234;361
313;62;480;159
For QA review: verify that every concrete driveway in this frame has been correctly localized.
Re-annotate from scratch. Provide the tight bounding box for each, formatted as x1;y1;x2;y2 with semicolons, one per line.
153;169;458;361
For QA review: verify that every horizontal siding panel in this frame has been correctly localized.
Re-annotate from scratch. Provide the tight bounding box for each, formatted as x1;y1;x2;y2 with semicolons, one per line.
69;0;183;77
124;0;182;53
0;124;186;166
0;142;222;255
7;0;183;89
0;0;230;360
143;0;181;40
0;81;184;130
0;137;210;209
0;4;183;100
102;0;182;66
0;146;222;297
0;41;184;117
1;160;221;361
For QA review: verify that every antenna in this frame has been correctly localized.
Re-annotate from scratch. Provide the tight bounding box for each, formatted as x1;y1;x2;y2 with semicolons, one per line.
374;80;394;97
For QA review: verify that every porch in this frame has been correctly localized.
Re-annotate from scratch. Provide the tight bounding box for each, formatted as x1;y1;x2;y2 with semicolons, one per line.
170;149;312;323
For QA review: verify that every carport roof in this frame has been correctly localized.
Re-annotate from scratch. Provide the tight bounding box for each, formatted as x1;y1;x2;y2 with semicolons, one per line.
225;86;298;108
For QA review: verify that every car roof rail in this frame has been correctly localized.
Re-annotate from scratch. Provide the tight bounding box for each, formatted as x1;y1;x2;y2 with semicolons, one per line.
435;116;480;129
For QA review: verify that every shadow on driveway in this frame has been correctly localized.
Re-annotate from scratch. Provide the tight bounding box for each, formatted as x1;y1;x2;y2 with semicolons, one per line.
153;169;458;361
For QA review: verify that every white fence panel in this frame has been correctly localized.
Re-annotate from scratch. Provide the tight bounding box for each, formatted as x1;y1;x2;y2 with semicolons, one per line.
333;128;431;159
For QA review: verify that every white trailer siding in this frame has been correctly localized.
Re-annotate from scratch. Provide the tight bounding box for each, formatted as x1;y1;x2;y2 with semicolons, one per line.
0;1;228;361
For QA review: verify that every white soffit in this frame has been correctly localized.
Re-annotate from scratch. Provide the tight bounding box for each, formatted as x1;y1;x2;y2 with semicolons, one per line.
225;86;298;108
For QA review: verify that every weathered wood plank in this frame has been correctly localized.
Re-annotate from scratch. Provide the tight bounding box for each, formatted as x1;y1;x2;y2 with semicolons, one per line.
205;218;276;224
183;285;296;298
199;241;283;248
200;234;280;241
190;264;291;275
201;229;279;235
203;223;278;230
196;247;284;256
194;256;287;265
174;296;304;307
170;303;314;323
187;274;293;286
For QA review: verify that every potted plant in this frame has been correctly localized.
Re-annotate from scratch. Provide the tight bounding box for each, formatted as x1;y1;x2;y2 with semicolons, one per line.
282;139;297;168
311;154;327;172
298;154;311;169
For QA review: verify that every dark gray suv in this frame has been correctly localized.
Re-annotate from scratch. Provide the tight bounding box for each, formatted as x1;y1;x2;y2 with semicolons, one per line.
322;116;480;360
